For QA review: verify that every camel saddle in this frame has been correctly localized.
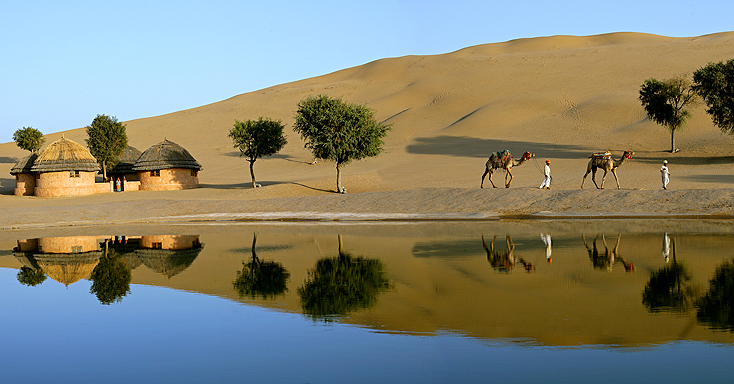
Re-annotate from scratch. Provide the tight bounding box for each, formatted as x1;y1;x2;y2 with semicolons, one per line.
591;151;612;160
489;150;512;168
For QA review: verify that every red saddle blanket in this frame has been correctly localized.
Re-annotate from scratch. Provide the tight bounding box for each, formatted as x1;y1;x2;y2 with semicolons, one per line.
591;151;612;160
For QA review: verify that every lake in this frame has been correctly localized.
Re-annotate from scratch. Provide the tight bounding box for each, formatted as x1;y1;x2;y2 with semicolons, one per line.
1;220;734;383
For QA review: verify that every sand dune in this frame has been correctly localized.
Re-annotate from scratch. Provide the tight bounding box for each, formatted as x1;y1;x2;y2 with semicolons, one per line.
1;32;734;227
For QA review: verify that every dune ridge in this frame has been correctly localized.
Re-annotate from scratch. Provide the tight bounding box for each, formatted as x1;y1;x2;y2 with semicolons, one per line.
2;32;734;228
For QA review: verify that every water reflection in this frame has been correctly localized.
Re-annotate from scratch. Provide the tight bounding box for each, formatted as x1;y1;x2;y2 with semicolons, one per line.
482;235;535;273
12;235;203;304
643;237;696;313
7;226;734;342
697;258;734;330
583;233;634;272
233;233;290;299
298;235;392;320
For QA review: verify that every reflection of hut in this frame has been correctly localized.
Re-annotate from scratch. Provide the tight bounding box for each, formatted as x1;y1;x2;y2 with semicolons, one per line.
132;139;202;191
10;153;38;196
14;236;102;287
29;137;103;197
136;235;203;278
109;146;142;182
35;252;101;287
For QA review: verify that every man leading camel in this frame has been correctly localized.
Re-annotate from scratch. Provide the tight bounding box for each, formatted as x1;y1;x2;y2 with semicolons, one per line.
539;160;551;190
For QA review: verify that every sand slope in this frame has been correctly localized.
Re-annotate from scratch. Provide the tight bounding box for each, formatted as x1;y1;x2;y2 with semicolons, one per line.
1;32;734;227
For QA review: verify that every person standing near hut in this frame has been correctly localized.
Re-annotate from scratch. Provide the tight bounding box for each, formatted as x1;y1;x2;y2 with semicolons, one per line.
661;160;670;190
539;160;551;190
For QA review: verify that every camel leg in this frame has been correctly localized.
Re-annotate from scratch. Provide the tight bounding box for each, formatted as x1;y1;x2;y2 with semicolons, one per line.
581;170;590;188
481;168;488;188
488;170;497;188
591;168;600;189
599;170;608;189
505;169;513;188
611;169;621;189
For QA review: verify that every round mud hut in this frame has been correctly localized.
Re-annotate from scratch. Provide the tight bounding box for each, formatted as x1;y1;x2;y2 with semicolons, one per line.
29;137;102;197
133;139;202;191
10;153;38;196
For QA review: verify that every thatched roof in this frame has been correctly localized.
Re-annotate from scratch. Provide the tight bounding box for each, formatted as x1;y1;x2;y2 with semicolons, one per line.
34;252;102;287
132;139;202;171
135;244;203;278
30;137;100;173
110;146;142;174
10;153;39;175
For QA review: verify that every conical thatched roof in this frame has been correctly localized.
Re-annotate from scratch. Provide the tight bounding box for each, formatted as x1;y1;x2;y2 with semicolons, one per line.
110;146;142;174
34;252;102;287
132;139;202;171
10;153;39;175
30;137;100;173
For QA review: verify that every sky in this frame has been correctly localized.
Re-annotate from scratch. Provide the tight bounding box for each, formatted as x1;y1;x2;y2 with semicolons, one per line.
1;0;732;142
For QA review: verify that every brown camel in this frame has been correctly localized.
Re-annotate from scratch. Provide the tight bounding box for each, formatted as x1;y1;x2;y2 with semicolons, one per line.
582;234;634;272
481;150;535;188
482;235;534;273
580;150;634;189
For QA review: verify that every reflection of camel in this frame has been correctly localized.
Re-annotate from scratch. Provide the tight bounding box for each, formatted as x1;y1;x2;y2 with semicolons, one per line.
580;151;634;189
482;235;534;273
481;151;535;188
582;234;634;272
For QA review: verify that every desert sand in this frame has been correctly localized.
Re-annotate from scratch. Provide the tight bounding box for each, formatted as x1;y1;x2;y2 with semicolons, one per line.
2;32;734;229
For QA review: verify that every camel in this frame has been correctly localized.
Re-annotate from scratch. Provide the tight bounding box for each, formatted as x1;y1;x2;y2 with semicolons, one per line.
582;234;634;272
580;150;634;189
482;235;535;273
481;150;535;188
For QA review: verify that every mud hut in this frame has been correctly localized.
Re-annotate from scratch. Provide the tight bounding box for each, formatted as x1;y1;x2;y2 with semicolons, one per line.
133;139;202;191
10;153;38;196
29;137;106;197
109;146;142;181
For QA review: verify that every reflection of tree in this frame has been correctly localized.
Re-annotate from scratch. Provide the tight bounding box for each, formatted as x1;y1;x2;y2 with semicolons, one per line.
89;241;131;305
643;238;696;312
16;266;46;286
696;258;734;330
298;235;391;319
233;233;290;299
482;235;534;273
583;234;634;272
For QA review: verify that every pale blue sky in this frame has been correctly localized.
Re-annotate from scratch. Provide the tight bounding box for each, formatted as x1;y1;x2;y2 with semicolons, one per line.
1;0;732;142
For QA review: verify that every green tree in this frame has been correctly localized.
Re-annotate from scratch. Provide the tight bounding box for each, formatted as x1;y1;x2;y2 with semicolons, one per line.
293;95;392;193
89;245;132;305
12;127;45;153
639;76;697;153
232;233;290;299
693;59;734;136
16;266;46;286
298;235;391;320
228;117;288;188
85;114;128;180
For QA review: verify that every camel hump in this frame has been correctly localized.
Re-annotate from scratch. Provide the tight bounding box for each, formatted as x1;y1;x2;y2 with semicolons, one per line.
590;151;612;159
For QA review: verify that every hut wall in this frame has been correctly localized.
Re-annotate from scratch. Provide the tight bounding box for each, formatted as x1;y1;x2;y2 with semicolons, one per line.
141;235;200;250
94;180;114;194
124;180;141;191
38;236;100;254
138;168;199;191
34;171;102;197
14;173;36;196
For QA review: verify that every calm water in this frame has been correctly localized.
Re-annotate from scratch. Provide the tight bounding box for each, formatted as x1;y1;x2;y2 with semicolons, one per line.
1;220;734;383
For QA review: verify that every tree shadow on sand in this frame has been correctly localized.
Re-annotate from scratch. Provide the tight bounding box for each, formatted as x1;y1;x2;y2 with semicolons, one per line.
0;156;18;164
406;135;589;159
